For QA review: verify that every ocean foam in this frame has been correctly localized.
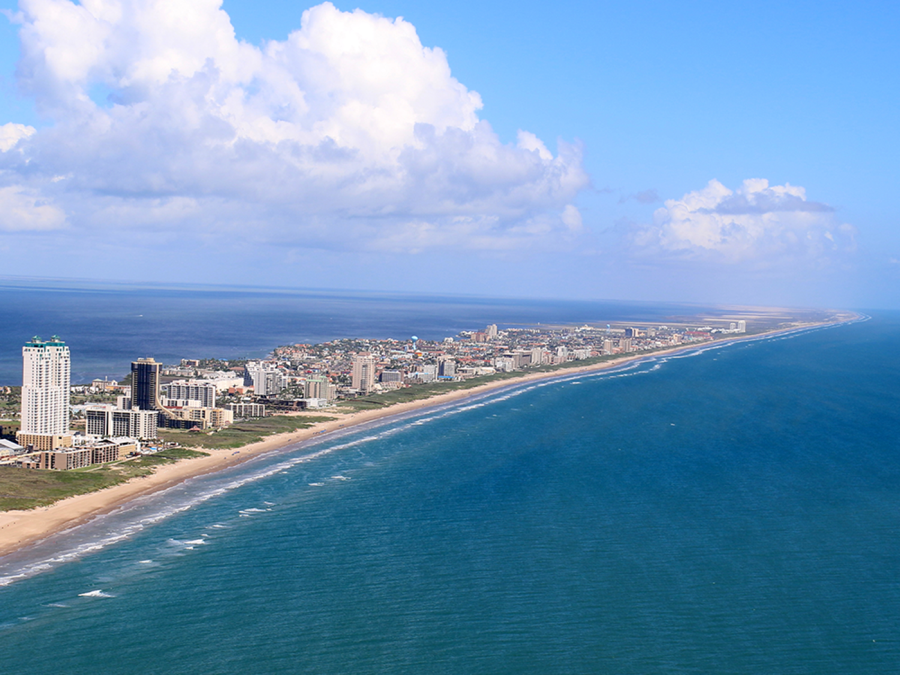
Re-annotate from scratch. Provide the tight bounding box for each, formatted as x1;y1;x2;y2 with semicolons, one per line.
78;590;114;598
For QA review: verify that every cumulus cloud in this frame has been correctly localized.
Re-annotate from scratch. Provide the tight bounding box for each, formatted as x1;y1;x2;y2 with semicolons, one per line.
634;178;856;264
1;0;588;251
0;123;36;151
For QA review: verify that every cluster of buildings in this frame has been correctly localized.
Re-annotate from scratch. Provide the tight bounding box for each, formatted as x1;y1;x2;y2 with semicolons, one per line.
263;319;747;398
2;339;259;470
78;358;237;441
1;316;749;469
2;337;138;468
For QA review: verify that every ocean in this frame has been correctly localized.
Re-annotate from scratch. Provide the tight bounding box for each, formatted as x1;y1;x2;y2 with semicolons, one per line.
0;286;898;673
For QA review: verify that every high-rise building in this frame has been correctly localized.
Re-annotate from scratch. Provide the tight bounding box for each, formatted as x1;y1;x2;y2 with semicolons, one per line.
244;362;287;396
131;358;162;410
304;376;335;401
737;320;747;333
438;359;456;377
351;355;376;393
19;336;72;449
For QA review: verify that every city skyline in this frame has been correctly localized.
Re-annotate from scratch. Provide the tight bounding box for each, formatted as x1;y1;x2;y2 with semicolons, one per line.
0;1;898;309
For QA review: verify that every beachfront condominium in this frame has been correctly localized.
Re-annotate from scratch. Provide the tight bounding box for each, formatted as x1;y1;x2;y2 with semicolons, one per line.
243;362;287;397
18;336;73;450
132;358;162;410
161;380;218;408
85;405;159;440
351;355;376;393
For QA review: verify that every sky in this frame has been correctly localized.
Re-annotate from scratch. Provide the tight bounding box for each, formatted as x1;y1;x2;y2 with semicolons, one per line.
0;0;897;309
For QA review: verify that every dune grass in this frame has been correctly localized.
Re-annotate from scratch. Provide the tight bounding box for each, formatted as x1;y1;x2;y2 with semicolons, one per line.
0;448;209;511
156;415;337;449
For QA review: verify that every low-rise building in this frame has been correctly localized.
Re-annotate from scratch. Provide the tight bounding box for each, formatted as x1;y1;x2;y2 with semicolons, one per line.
225;402;266;418
162;406;234;430
16;432;74;452
38;446;92;470
0;438;26;457
160;380;218;408
85;406;158;440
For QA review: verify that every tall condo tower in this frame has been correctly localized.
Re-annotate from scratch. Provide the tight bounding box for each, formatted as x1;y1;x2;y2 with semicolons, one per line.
21;336;70;435
351;355;376;394
131;358;162;410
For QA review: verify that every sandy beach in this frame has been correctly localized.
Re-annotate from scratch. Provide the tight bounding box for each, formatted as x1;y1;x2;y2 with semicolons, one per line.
0;319;850;558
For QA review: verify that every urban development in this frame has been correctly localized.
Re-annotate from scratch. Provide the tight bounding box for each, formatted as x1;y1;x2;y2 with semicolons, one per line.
0;318;752;472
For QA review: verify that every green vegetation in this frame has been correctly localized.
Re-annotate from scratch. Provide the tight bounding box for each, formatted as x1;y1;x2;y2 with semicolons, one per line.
0;386;21;416
0;448;209;511
335;351;659;412
71;391;120;405
156;415;337;449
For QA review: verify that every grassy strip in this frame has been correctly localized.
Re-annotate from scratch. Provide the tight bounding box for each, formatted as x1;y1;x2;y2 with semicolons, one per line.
156;415;338;449
0;448;209;512
335;351;669;412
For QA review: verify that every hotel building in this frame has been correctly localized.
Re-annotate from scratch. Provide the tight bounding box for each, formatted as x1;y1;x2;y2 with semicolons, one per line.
132;358;162;410
18;336;73;451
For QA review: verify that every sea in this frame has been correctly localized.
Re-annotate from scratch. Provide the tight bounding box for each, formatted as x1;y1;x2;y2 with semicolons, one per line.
1;281;898;674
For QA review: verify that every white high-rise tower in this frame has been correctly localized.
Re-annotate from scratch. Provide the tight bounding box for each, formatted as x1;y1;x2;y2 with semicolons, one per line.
18;336;72;450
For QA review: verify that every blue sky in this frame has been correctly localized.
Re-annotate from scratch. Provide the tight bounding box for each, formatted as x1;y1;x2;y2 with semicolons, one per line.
0;0;897;309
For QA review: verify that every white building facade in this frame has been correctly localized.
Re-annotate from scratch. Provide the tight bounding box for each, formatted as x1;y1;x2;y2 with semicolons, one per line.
85;406;159;440
244;363;287;396
21;336;70;436
161;380;218;408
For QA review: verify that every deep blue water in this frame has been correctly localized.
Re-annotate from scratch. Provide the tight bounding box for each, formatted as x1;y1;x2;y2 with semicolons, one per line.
0;311;897;674
0;278;761;385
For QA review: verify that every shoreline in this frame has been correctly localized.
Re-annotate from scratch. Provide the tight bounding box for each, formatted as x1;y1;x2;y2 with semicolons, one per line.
0;317;855;559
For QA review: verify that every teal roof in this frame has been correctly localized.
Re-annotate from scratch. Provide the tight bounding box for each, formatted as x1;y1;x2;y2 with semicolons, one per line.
25;335;66;347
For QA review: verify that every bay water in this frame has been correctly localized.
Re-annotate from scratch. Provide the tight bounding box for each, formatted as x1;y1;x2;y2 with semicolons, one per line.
0;278;793;385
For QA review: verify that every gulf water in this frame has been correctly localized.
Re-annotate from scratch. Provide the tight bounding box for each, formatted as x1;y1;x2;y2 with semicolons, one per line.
0;291;898;673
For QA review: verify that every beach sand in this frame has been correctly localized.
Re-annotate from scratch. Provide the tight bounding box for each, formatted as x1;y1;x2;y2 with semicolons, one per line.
0;320;847;558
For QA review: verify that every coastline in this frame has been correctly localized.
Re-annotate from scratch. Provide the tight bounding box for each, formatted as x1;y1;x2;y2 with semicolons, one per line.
0;318;853;559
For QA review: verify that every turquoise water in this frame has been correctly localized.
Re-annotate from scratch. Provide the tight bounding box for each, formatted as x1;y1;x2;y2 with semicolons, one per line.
1;314;898;673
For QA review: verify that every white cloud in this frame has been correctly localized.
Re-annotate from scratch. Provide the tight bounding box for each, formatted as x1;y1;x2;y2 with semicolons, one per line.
635;178;856;263
2;0;588;251
560;204;582;232
0;186;67;231
0;123;36;151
